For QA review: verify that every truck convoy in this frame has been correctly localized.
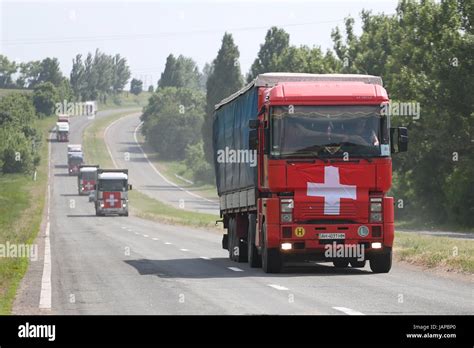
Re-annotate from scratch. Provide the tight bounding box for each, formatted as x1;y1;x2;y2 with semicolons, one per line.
91;169;132;216
78;165;99;195
67;144;84;176
212;73;408;274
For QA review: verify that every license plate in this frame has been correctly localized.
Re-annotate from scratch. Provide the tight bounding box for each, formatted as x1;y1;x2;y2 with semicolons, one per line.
319;233;345;239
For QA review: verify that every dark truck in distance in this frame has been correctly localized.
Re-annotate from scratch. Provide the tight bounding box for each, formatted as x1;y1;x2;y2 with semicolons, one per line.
212;73;408;273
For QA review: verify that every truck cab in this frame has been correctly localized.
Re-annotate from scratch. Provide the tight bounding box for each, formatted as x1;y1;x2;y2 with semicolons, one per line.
67;145;84;176
93;169;132;216
78;165;99;195
56;122;69;142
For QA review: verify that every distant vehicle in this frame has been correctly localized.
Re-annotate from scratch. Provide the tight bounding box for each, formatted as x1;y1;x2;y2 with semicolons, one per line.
56;122;69;142
78;165;99;195
68;152;84;176
91;169;132;216
67;144;82;154
57;113;70;123
84;101;97;117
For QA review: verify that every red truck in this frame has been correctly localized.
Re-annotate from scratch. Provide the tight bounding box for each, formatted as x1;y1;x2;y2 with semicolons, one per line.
212;73;408;273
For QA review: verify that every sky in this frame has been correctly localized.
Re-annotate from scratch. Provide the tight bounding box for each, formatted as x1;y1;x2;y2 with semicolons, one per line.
0;0;399;89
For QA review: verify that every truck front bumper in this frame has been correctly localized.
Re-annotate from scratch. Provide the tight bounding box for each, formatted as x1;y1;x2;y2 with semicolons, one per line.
266;222;394;261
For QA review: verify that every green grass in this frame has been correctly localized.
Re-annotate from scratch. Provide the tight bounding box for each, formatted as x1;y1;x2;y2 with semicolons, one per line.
83;109;220;228
130;190;219;228
98;91;151;110
394;231;474;273
0;116;55;314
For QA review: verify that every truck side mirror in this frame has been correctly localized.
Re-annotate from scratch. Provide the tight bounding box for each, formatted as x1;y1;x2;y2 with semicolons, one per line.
129;184;133;190
88;193;95;202
94;184;97;190
390;127;408;153
398;127;408;152
249;120;259;129
249;129;258;150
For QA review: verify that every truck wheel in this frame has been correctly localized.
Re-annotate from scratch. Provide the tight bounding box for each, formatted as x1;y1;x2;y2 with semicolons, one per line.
350;260;366;268
247;214;261;268
261;222;281;273
124;211;129;217
370;249;392;273
333;259;349;268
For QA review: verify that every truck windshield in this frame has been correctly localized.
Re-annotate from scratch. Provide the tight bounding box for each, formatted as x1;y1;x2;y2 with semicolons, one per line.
81;172;96;180
69;157;83;165
98;179;127;191
271;105;389;158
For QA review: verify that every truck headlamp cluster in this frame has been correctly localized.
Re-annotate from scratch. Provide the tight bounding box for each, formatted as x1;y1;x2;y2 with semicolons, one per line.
281;199;294;223
370;197;383;222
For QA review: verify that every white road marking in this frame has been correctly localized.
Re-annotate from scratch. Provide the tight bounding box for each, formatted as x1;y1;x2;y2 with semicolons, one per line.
200;256;211;260
228;267;244;272
134;232;139;235
268;284;289;291
152;238;159;241
133;121;216;204
180;248;189;252
39;130;54;309
121;226;127;229
333;307;365;315
165;242;172;245
143;234;149;238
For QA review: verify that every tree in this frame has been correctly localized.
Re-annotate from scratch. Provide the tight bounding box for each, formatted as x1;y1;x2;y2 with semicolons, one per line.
130;78;143;95
70;54;85;100
158;54;201;89
202;33;243;163
247;27;290;82
32;82;59;117
141;87;205;159
147;85;154;93
0;55;17;88
112;54;131;93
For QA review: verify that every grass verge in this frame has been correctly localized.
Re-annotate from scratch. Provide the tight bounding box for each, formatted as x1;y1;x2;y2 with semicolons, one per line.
0;117;55;314
394;231;473;274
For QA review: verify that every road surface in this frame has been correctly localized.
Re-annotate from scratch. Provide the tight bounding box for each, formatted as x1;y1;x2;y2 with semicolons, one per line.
12;110;473;315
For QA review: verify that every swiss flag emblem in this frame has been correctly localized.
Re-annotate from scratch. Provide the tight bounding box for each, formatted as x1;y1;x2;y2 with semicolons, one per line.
82;180;95;192
103;192;121;208
306;166;357;215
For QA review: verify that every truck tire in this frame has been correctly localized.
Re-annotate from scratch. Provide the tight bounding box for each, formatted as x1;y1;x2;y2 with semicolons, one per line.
370;249;392;273
231;216;248;263
333;259;349;268
350;260;366;268
247;214;261;268
261;222;281;273
228;217;235;260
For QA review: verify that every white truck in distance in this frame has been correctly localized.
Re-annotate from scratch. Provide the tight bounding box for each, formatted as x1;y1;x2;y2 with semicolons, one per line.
91;169;132;216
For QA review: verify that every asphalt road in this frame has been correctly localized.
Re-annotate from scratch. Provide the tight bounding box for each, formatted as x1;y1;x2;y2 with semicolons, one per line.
12;110;473;315
104;113;220;215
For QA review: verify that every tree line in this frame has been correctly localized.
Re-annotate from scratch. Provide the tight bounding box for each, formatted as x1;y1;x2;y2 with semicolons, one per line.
0;49;132;174
141;0;473;227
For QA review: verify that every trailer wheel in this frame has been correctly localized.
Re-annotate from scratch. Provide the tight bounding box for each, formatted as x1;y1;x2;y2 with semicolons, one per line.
261;222;281;273
247;214;261;268
350;260;366;268
333;259;349;268
370;249;392;273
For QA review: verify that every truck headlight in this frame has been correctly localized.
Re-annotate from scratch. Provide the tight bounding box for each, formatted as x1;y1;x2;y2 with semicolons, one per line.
281;198;294;223
370;198;383;222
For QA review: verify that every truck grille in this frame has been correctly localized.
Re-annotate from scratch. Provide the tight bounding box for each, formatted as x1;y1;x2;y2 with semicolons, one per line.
296;201;357;220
